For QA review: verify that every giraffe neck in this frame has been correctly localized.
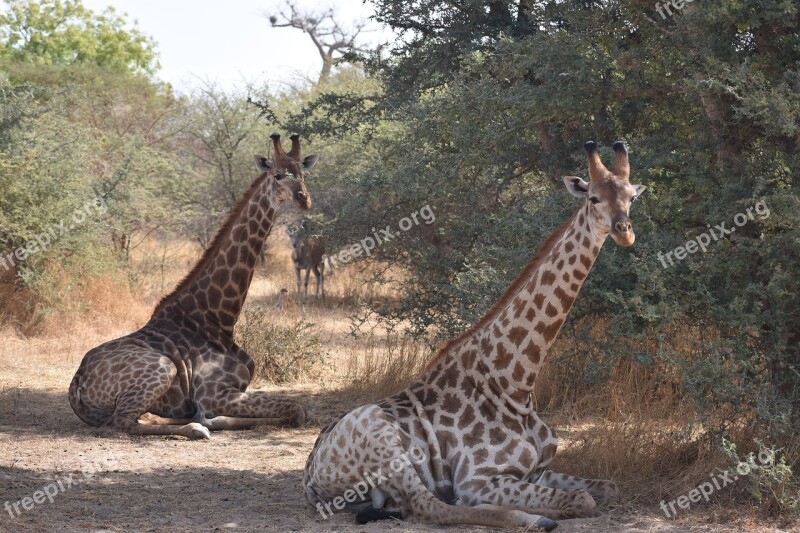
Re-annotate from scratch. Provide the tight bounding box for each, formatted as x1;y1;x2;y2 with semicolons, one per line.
450;203;607;409
152;176;279;338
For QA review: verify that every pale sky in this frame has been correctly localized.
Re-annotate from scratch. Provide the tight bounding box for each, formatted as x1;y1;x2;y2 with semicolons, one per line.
81;0;391;93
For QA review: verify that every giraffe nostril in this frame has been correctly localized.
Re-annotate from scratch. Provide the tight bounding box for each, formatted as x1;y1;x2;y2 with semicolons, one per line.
615;221;632;233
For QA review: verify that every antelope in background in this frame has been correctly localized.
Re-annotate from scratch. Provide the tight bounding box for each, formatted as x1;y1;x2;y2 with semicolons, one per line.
288;224;333;301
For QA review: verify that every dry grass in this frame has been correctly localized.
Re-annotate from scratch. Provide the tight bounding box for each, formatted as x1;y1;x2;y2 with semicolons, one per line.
0;227;795;532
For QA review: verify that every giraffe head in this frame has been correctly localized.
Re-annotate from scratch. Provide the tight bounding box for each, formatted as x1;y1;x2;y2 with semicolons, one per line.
254;132;319;210
563;141;646;247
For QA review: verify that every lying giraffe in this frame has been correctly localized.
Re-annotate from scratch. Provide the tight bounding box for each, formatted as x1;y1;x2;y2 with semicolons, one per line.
69;133;319;439
303;142;646;529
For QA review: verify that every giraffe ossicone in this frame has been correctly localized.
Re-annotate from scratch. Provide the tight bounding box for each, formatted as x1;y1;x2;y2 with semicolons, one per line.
68;133;319;439
303;142;646;530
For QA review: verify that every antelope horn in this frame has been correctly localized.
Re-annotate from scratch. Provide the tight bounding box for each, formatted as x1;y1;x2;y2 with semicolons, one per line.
270;132;285;156
612;141;630;180
288;132;301;160
584;141;609;182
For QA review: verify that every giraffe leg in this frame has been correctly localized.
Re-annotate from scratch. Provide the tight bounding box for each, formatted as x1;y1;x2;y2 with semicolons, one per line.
461;475;597;520
535;469;619;506
138;413;194;425
107;376;209;439
295;267;302;301
304;405;556;530
196;391;306;430
303;268;311;302
72;344;208;439
394;467;557;529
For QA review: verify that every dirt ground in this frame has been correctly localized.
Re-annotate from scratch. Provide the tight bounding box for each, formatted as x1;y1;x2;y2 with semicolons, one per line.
0;239;794;532
0;330;790;533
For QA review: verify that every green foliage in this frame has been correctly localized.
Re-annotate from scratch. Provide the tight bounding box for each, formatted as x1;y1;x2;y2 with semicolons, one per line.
235;306;327;384
721;438;798;514
280;0;799;505
0;0;158;74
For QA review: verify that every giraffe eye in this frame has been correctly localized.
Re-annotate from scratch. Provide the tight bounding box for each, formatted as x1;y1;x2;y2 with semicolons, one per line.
590;197;600;205
275;173;286;181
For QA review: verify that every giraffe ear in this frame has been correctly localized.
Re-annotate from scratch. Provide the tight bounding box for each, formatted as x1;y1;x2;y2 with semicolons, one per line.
564;176;589;198
302;154;319;171
254;155;272;172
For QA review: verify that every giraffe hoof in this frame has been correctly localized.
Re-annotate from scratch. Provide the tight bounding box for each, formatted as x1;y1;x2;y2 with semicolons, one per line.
188;423;211;439
536;517;559;531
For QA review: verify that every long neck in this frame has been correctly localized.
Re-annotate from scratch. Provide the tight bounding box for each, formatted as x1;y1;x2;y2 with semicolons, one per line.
448;203;607;408
153;176;279;338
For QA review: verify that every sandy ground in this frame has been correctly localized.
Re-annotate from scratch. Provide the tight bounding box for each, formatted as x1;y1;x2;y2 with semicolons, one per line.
0;329;791;533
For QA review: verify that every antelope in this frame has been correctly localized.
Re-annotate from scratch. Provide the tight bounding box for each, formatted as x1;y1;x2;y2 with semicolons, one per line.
288;226;332;301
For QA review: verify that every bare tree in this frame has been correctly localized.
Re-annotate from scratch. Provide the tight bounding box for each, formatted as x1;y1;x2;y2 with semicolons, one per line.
268;1;370;83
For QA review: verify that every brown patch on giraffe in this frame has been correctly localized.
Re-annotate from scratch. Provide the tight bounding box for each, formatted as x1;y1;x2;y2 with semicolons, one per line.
580;254;592;270
442;392;461;414
494;343;513;370
511;297;526;319
472;447;489;466
496;440;519;465
459;404;476;428
542;318;564;343
463;422;485;448
489;427;508;445
508;327;527;348
574;270;586;280
436;363;460;389
540;442;557;464
568;255;577;265
545;303;559;318
522;340;541;364
553;286;572;311
421;388;439;405
533;293;545;309
511;362;525;382
541;270;557;286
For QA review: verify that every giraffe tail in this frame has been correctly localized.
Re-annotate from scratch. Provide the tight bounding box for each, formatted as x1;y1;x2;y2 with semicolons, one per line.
68;368;105;427
355;508;402;524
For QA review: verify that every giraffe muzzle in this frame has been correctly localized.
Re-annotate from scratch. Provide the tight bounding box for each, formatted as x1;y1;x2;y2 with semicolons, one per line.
611;217;635;246
295;191;312;210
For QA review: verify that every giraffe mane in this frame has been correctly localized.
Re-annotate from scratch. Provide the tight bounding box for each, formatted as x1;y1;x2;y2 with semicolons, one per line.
153;172;272;313
422;207;581;373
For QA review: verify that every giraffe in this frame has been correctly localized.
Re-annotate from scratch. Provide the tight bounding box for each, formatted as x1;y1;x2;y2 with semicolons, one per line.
68;132;320;439
303;141;646;529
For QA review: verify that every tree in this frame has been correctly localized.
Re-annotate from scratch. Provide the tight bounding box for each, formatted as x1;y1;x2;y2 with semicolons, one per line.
268;0;370;83
286;0;800;498
0;0;158;75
